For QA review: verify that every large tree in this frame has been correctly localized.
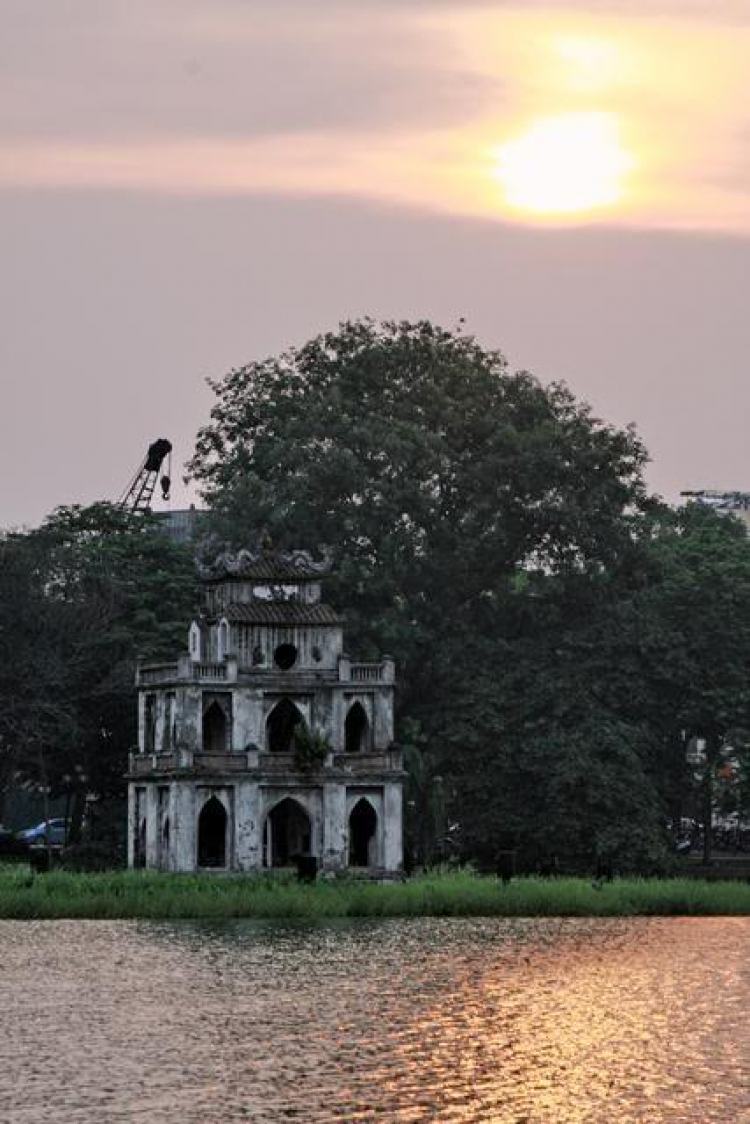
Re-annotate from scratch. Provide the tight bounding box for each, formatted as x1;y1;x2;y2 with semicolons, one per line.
189;319;651;688
188;319;673;869
630;503;750;860
0;504;197;842
429;502;750;870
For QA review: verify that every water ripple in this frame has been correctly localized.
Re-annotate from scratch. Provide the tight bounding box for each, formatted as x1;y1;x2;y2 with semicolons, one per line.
0;917;747;1122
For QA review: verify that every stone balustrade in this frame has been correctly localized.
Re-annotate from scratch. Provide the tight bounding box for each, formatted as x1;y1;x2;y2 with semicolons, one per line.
129;746;403;777
193;661;228;681
339;656;395;685
137;654;395;687
350;662;386;683
129;752;178;775
333;748;403;771
137;656;239;686
137;663;180;687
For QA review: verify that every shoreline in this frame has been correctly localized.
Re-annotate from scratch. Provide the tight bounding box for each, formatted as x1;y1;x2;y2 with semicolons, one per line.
0;870;748;921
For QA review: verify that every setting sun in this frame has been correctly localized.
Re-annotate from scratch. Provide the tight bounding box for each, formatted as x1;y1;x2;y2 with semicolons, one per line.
492;112;635;216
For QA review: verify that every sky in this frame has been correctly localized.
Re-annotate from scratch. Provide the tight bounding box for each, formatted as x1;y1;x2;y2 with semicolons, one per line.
1;0;749;526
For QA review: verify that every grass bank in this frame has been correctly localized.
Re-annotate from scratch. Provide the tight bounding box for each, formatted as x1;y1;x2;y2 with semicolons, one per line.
0;869;748;920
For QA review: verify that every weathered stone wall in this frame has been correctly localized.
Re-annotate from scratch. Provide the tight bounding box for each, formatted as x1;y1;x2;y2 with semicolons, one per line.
233;688;263;751
235;779;262;870
130;553;401;874
178;686;203;752
383;782;404;872
229;623;343;671
128;776;403;874
373;686;395;748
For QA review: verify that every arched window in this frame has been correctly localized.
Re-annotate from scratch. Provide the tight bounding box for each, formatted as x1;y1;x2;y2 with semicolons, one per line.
144;694;156;752
203;701;228;753
266;699;303;754
349;799;377;867
345;702;369;754
189;622;201;661
264;797;312;867
217;620;229;661
197;797;228;868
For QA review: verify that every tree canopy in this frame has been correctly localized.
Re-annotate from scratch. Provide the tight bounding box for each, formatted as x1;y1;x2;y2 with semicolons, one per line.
6;319;746;872
189;319;653;684
0;504;196;839
189;318;750;871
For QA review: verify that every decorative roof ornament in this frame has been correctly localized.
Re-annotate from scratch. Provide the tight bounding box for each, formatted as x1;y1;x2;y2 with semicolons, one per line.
197;546;334;582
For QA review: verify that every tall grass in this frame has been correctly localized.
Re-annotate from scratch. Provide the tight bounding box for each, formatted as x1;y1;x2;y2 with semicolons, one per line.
0;870;747;920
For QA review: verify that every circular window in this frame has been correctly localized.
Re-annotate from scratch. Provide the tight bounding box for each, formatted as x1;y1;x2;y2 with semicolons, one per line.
274;643;298;670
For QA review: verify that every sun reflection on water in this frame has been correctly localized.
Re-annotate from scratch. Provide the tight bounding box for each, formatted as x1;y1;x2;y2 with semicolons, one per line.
0;918;748;1121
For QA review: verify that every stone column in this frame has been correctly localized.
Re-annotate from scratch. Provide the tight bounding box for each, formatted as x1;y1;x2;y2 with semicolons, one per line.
236;780;262;871
145;785;159;870
126;784;136;868
179;686;203;752
166;783;178;872
372;686;396;749
172;782;196;872
383;782;403;873
331;687;346;754
235;688;263;753
323;782;347;871
137;694;146;753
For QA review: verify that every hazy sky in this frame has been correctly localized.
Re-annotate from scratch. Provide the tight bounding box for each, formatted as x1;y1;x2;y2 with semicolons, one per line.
1;0;749;526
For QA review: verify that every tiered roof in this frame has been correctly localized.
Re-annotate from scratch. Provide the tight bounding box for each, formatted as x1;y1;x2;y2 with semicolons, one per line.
198;547;333;583
224;602;343;625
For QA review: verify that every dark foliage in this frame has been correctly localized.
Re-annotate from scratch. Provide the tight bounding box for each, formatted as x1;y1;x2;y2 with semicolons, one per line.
0;504;197;840
190;319;717;871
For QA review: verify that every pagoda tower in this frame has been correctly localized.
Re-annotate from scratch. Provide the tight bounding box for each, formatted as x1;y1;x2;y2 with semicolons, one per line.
127;548;403;874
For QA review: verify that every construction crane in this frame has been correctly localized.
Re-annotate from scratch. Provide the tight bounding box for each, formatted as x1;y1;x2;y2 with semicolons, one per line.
118;438;173;513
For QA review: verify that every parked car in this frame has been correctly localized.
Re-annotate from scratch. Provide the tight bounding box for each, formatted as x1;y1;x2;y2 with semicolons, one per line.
16;818;69;847
0;825;30;858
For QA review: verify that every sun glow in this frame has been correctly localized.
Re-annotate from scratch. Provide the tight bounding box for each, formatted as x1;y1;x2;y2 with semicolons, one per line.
492;112;635;217
552;35;625;93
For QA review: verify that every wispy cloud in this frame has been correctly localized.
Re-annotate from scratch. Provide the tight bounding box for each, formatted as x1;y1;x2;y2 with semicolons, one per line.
1;1;748;231
0;1;494;142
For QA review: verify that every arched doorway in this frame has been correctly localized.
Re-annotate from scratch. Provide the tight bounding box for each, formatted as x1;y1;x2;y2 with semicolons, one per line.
265;798;312;866
345;703;369;753
197;796;228;867
135;817;147;868
266;699;303;753
160;816;170;869
203;701;228;753
349;799;377;867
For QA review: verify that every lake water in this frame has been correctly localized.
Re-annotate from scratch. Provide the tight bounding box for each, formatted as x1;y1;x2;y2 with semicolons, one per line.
0;917;747;1122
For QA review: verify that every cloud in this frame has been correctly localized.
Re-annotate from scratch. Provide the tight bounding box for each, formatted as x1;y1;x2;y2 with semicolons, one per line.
0;0;496;143
0;1;748;233
347;0;750;17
